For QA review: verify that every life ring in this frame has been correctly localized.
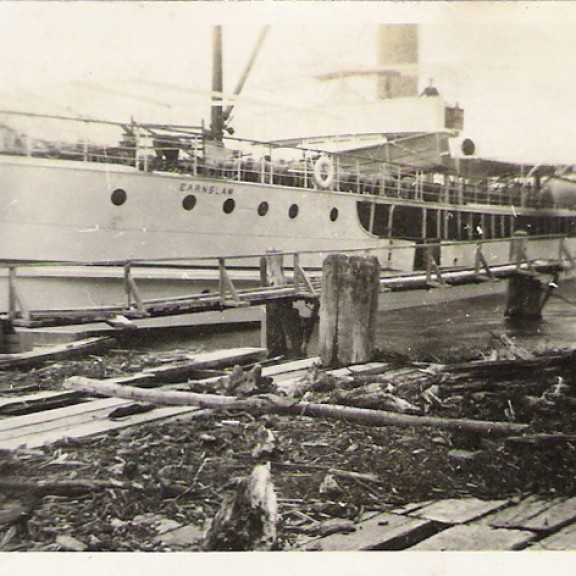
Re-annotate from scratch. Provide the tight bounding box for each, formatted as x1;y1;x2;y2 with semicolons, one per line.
313;156;335;189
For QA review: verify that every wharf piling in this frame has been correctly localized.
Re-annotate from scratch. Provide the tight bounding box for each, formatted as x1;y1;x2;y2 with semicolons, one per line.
505;272;553;319
319;254;380;368
260;252;307;359
505;230;556;319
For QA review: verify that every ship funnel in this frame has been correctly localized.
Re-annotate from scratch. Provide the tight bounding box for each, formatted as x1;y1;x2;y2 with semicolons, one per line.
377;24;418;99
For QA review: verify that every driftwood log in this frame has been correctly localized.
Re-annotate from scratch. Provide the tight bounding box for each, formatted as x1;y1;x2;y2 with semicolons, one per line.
65;376;530;437
0;477;144;497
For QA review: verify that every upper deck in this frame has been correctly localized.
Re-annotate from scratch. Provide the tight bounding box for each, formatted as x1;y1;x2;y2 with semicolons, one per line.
0;110;568;213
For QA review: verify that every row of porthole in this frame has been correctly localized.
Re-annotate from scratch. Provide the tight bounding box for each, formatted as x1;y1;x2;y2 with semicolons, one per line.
111;189;340;222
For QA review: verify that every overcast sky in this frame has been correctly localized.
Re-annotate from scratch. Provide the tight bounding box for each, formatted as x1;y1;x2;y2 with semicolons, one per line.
1;2;576;163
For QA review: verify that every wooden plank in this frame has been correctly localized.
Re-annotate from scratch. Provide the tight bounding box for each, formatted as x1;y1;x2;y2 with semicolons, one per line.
329;362;390;378
0;337;116;370
0;349;288;449
410;524;536;551
517;497;576;532
0;406;201;450
0;348;266;425
142;347;266;381
0;352;384;451
264;357;320;377
298;512;439;551
0;391;84;416
484;495;565;529
529;522;576;550
0;390;74;409
408;498;510;524
0;397;127;436
391;501;433;515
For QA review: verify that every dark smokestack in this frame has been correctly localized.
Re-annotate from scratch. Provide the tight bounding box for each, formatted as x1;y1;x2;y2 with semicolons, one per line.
211;26;224;141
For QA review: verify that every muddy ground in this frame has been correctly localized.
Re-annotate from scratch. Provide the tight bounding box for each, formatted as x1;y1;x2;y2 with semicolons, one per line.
1;341;576;551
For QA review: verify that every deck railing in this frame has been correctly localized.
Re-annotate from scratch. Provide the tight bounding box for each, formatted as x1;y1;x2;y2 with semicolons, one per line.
0;111;563;212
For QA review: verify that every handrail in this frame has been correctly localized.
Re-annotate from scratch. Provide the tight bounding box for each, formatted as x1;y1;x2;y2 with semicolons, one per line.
0;233;567;271
2;234;571;327
0;110;563;211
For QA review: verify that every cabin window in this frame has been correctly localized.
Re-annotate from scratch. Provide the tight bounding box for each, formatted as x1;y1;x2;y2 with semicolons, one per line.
425;209;439;239
258;201;269;216
330;207;339;222
223;198;236;214
445;211;459;240
372;205;392;237
289;204;299;219
357;201;371;231
111;188;127;206
356;201;392;237
390;205;423;240
182;195;197;211
471;214;483;239
503;216;512;238
514;215;542;236
483;214;493;239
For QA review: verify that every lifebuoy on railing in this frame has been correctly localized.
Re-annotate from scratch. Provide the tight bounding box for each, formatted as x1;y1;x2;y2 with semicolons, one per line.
313;156;335;189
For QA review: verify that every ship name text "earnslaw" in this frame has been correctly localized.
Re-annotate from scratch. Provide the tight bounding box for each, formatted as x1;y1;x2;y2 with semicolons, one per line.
179;183;234;195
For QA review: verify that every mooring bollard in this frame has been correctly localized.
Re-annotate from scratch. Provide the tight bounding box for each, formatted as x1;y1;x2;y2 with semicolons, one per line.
319;253;380;367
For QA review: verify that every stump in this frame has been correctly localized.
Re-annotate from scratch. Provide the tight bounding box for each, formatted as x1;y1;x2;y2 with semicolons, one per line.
319;254;380;367
202;463;278;551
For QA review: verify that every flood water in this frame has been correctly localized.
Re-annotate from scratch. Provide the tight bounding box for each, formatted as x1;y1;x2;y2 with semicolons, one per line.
125;280;576;362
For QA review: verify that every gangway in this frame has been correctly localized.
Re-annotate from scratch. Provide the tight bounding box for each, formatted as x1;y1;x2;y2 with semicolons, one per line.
2;234;574;330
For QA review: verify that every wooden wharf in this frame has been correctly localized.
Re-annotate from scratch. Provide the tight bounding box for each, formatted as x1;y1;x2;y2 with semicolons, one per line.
295;496;576;551
3;347;576;550
2;234;573;330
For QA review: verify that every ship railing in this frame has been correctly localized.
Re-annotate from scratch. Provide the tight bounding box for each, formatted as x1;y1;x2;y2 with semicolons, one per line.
188;133;560;212
0;110;207;170
0;110;564;211
1;233;572;326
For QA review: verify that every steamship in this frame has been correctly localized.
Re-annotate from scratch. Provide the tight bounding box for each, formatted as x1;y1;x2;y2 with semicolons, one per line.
0;25;575;316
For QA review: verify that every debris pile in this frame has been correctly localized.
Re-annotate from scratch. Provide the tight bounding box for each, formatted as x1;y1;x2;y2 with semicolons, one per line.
1;336;576;551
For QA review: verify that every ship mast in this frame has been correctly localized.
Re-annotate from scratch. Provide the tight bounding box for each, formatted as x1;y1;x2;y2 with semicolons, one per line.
209;25;269;141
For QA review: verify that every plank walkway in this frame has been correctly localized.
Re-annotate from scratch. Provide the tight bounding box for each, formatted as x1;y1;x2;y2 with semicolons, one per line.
296;496;576;551
9;258;567;328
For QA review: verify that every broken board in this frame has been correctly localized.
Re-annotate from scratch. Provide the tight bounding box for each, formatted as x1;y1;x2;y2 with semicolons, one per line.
484;495;576;532
299;512;439;551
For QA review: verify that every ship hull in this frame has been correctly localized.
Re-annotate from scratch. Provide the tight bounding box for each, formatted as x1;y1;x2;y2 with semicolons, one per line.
0;155;575;316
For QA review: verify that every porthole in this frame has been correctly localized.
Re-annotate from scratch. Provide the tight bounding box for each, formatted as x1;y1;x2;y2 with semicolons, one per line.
223;198;236;214
258;201;269;216
182;194;197;211
111;188;127;206
330;207;339;222
288;204;299;219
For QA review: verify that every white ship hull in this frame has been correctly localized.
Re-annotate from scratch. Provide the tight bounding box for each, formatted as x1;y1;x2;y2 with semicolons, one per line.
0;150;574;316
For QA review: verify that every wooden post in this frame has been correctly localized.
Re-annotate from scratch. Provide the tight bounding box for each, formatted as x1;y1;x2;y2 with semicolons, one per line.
261;251;304;358
319;254;380;367
509;229;533;271
505;272;546;318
